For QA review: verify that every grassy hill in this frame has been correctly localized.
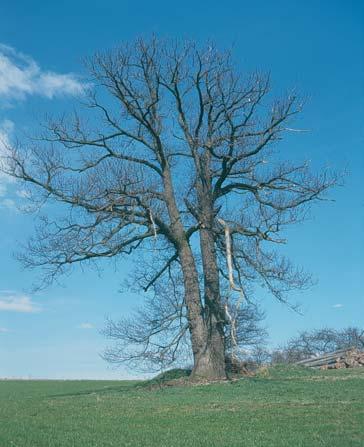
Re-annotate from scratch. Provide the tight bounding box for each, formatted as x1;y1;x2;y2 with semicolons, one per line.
0;366;363;446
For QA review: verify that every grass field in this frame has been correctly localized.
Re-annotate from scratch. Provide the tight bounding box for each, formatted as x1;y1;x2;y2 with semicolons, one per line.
0;366;363;447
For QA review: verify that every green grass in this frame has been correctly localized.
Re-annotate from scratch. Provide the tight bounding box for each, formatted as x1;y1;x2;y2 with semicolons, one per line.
1;366;363;446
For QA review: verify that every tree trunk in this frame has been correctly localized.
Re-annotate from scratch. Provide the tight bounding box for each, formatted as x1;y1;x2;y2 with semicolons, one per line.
161;165;223;379
162;160;227;380
178;242;227;380
190;326;227;379
196;229;227;380
191;153;228;380
178;243;207;369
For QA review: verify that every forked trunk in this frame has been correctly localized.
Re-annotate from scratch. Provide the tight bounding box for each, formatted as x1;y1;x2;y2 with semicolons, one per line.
163;162;227;380
191;232;227;380
190;153;228;380
179;239;227;381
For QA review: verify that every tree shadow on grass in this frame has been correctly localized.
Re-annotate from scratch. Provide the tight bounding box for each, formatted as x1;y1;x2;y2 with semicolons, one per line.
47;383;140;398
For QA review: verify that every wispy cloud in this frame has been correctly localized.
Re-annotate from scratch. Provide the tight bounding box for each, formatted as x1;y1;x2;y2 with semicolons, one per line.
0;119;17;204
0;327;9;333
0;291;40;313
0;45;86;208
0;197;16;211
332;303;343;309
0;44;86;102
0;119;14;173
0;119;30;210
0;183;6;197
78;323;94;329
16;189;31;199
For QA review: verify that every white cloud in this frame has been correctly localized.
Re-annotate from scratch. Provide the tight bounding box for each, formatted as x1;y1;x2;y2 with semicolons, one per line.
16;189;31;199
38;72;86;99
78;323;94;329
0;291;40;313
0;43;87;210
0;327;9;333
0;44;86;102
0;198;16;211
0;119;16;200
0;44;86;206
0;118;14;162
0;121;33;210
332;303;343;309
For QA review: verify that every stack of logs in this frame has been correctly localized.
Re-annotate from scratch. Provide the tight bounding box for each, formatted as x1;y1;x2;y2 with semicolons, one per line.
296;348;364;370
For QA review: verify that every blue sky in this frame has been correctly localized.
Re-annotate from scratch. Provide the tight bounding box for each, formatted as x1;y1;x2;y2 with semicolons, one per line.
0;0;363;379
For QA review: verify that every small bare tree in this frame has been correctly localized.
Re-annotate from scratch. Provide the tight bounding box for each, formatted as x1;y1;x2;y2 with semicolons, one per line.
277;327;364;362
102;275;268;373
2;37;337;379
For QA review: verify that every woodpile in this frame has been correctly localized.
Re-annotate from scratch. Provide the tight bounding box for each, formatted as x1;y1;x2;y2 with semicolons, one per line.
225;356;256;375
296;348;364;370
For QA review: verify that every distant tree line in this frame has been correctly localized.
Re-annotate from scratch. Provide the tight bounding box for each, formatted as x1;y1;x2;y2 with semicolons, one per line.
269;327;364;365
224;323;364;368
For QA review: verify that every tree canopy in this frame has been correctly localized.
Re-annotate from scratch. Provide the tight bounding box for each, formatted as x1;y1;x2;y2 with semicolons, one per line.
2;38;337;379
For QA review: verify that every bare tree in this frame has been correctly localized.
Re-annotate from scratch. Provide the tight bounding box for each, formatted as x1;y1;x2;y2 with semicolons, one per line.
270;327;364;364
337;327;364;350
2;37;337;379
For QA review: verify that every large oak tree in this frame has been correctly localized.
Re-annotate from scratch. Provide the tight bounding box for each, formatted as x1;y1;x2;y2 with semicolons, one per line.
3;38;336;379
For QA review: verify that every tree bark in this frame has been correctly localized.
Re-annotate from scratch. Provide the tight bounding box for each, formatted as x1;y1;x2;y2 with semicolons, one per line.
191;153;228;380
178;237;227;380
162;159;227;380
196;229;227;380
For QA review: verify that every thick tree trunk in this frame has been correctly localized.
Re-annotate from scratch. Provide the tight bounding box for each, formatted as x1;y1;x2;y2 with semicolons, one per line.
195;228;227;380
178;241;227;380
190;328;227;379
162;163;226;380
190;153;228;380
178;243;207;363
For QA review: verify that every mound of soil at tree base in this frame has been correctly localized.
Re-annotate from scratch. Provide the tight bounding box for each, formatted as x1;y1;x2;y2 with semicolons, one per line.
139;369;192;389
141;360;258;389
